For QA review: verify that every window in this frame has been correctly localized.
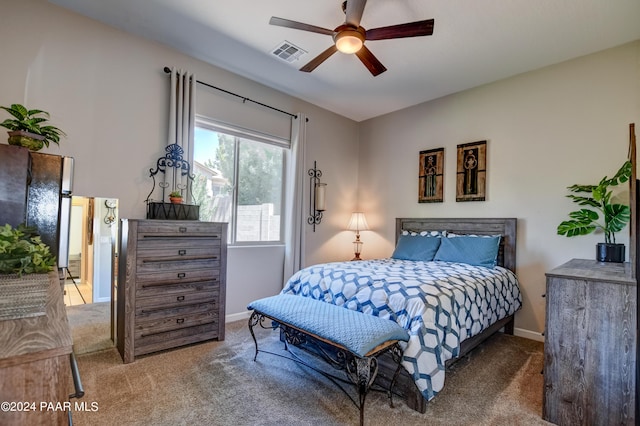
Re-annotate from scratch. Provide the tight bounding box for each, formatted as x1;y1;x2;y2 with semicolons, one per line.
193;118;287;244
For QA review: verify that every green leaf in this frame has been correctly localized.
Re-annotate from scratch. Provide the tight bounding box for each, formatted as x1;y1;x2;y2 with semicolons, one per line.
26;109;48;118
557;220;597;237
603;160;632;187
567;184;597;193
567;208;599;222
592;185;606;202
566;194;600;208
605;203;630;233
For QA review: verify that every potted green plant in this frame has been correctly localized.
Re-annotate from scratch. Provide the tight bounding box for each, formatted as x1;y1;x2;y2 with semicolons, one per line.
169;190;183;204
557;160;632;262
0;223;56;275
0;103;66;151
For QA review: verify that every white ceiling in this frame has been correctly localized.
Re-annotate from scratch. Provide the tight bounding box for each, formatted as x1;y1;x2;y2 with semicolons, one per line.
49;0;640;122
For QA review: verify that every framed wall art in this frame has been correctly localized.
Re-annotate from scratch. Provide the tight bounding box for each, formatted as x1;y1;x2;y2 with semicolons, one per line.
456;140;487;202
418;148;444;203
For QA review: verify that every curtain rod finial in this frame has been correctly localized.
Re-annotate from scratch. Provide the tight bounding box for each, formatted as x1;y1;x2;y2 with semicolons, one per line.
163;66;171;74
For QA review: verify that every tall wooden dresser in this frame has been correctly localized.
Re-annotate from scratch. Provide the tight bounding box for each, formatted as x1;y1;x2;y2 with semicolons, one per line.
116;219;227;363
543;258;636;425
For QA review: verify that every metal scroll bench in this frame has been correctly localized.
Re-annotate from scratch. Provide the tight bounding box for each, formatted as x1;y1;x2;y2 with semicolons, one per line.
247;294;410;426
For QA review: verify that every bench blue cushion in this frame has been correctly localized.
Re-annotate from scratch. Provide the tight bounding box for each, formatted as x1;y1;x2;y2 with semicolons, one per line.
248;294;409;358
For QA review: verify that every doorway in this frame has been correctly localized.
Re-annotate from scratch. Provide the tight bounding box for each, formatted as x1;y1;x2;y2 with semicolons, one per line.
64;196;118;307
64;196;93;305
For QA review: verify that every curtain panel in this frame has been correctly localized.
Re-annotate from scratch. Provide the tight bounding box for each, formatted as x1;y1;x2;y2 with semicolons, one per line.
283;114;307;282
167;67;196;193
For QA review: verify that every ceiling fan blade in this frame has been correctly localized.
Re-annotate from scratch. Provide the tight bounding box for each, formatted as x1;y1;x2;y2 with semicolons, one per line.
269;17;335;36
344;0;367;27
366;19;434;40
355;45;387;76
300;45;339;73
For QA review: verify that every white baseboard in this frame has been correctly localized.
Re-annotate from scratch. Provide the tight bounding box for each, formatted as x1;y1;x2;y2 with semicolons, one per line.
514;327;544;342
226;310;252;324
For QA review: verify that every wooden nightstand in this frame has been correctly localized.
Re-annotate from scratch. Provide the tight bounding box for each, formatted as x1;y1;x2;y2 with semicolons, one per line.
543;259;636;425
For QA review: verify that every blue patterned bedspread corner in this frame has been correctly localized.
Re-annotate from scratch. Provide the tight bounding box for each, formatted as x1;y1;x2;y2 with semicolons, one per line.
281;258;522;401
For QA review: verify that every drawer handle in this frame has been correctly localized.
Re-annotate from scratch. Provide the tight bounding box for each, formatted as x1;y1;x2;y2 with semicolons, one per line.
179;227;187;233
176;318;185;324
177;295;185;301
177;272;186;279
178;249;187;256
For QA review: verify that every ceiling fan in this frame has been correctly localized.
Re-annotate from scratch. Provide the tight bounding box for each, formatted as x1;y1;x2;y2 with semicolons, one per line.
269;0;434;76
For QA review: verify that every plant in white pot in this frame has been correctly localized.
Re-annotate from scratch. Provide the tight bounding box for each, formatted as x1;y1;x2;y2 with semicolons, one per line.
557;160;632;262
0;103;66;151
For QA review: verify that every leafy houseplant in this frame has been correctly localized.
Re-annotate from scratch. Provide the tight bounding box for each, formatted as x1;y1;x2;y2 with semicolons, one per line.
169;190;183;204
557;160;632;262
0;103;66;151
0;224;56;275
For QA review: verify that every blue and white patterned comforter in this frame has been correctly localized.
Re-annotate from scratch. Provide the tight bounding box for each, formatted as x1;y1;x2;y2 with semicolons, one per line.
281;258;522;401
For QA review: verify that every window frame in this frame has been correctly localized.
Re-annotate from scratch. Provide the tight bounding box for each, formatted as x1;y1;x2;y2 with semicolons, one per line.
193;116;288;246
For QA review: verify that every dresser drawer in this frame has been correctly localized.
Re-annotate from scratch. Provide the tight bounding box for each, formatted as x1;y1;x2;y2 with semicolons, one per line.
136;281;218;299
136;266;220;287
135;256;220;274
134;323;220;357
135;303;218;337
137;221;224;237
136;286;219;311
137;245;221;262
136;236;221;251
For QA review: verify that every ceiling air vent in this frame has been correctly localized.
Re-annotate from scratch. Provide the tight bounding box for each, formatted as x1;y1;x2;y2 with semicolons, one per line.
271;41;307;63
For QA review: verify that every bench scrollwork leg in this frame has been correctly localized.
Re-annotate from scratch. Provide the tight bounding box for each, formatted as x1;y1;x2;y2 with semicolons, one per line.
248;311;261;361
346;356;378;426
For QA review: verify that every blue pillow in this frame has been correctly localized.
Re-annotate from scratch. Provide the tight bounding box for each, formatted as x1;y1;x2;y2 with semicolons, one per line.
391;234;441;261
434;235;501;268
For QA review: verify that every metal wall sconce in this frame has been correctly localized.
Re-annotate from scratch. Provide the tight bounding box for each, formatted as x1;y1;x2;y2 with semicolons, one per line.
104;199;117;226
308;161;326;232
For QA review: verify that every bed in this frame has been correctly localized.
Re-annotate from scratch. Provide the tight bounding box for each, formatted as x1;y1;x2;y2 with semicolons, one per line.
280;217;522;413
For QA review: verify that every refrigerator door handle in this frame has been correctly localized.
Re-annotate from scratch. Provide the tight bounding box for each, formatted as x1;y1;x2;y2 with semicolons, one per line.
62;157;74;194
58;195;72;269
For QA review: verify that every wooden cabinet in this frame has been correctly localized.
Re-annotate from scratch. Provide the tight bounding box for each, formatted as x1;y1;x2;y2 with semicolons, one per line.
543;258;636;425
116;219;227;363
0;272;75;426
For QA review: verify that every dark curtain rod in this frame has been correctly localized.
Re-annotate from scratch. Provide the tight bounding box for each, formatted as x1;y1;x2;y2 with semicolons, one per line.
163;66;299;120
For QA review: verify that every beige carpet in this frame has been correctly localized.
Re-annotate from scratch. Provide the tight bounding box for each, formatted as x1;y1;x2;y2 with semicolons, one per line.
72;320;551;426
65;302;113;355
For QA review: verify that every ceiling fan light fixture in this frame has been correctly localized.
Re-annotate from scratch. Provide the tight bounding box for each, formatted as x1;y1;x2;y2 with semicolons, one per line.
334;30;364;54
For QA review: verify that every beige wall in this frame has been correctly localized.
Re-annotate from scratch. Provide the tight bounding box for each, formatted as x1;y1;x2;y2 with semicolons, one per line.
4;1;639;336
359;40;640;338
1;0;360;317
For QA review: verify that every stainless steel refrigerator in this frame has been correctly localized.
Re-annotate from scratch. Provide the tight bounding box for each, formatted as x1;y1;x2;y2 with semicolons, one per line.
0;144;74;269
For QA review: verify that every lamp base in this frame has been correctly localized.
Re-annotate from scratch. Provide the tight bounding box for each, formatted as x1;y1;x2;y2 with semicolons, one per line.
351;253;363;261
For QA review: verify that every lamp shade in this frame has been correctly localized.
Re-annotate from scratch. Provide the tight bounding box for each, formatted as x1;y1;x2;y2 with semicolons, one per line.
335;31;364;54
347;212;369;232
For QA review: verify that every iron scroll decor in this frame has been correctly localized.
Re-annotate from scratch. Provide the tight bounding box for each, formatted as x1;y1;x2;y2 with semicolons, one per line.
145;143;199;220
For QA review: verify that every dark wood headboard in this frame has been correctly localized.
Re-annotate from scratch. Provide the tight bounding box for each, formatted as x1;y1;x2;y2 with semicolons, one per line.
395;218;517;272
